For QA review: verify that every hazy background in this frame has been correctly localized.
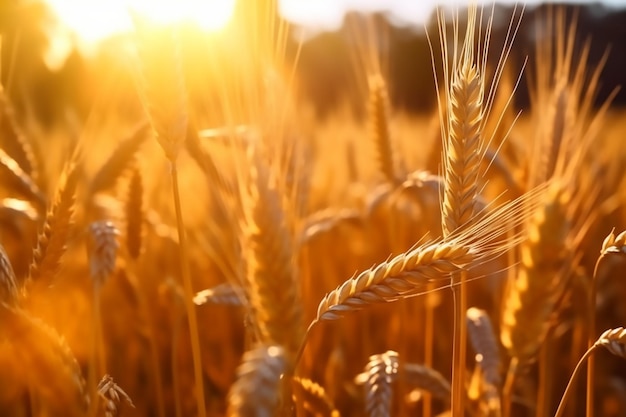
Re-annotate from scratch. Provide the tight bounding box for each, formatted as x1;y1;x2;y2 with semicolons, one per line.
1;0;625;124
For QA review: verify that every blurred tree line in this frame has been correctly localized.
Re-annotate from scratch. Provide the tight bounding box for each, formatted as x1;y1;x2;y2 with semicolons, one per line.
0;0;625;125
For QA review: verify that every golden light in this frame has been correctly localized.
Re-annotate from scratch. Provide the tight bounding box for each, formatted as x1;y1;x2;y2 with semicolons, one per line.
43;0;237;52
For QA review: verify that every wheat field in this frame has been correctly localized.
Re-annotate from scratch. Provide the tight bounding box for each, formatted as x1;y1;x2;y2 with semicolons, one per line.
1;1;626;417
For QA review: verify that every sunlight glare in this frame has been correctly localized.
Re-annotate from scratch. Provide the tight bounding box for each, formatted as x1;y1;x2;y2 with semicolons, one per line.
44;0;237;46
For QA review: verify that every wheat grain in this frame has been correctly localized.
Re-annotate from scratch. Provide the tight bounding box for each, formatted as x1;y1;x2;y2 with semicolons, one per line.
227;345;287;417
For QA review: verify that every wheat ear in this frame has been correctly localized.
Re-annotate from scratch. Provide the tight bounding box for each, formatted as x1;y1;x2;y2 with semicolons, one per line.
368;74;396;184
28;163;78;287
359;351;400;417
194;283;246;307
292;377;339;417
0;87;38;181
97;375;134;417
89;122;149;195
0;147;45;207
240;148;303;360
125;165;143;260
467;307;501;413
0;304;88;414
228;345;287;417
500;182;571;363
0;242;18;305
86;221;119;417
403;363;451;403
437;7;487;415
312;185;545;325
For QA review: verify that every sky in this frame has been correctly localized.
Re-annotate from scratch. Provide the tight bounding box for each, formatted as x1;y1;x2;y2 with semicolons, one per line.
281;0;626;30
40;0;626;69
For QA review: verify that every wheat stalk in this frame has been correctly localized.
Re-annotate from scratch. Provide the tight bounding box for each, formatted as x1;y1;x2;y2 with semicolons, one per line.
435;6;491;415
125;165;143;260
586;229;626;417
133;19;188;162
133;17;206;416
555;327;626;417
227;345;287;417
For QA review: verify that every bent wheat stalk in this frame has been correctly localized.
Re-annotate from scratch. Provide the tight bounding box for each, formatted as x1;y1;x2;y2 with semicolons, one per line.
134;18;206;417
555;328;626;417
294;185;546;368
587;229;626;417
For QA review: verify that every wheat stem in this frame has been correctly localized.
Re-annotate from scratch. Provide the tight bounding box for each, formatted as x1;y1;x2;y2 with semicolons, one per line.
586;254;603;417
451;271;467;417
502;357;518;417
537;331;554;417
423;286;435;417
170;162;206;417
88;283;104;417
554;345;598;417
127;261;166;417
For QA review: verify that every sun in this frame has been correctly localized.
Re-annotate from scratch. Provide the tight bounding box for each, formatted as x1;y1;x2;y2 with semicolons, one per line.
44;0;237;46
